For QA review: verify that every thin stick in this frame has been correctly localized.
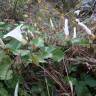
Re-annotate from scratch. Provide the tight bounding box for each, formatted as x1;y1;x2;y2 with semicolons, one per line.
38;64;66;92
43;65;50;96
63;59;74;96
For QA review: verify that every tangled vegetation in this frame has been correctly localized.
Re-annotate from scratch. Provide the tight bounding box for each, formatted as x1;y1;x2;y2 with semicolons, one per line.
0;0;96;96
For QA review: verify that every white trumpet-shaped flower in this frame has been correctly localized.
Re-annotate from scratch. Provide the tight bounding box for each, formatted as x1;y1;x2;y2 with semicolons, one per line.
76;19;93;36
3;24;27;45
73;27;77;38
64;18;69;38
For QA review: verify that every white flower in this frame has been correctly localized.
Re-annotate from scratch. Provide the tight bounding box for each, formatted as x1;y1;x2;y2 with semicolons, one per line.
50;18;55;30
73;27;77;38
14;82;19;96
3;24;27;45
69;80;73;96
74;10;81;16
64;18;69;37
76;19;93;35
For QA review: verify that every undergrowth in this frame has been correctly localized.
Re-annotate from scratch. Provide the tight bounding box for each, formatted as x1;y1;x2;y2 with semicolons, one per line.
0;0;96;96
0;22;96;96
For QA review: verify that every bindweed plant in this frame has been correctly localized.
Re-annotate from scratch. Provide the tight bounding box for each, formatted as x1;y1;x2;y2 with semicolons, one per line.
0;20;96;96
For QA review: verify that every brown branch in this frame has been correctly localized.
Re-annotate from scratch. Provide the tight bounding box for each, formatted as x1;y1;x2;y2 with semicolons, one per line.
66;57;96;65
37;64;67;92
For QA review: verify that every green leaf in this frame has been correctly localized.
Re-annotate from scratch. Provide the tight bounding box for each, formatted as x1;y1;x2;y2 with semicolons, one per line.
31;38;44;48
0;22;5;25
71;38;89;45
43;46;55;53
64;76;77;85
68;65;77;73
31;85;42;93
0;51;6;61
52;48;64;62
0;51;12;80
75;81;91;96
84;75;96;87
0;62;12;80
32;54;46;65
40;51;52;59
0;22;13;32
40;46;55;59
0;83;10;96
14;50;30;56
6;40;22;51
4;74;20;90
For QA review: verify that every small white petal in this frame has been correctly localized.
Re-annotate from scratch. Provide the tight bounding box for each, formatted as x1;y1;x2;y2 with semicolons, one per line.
73;27;77;38
69;80;73;96
14;82;19;96
76;19;92;35
28;30;35;39
64;18;69;36
74;10;81;15
3;24;27;45
75;19;79;23
50;18;55;30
